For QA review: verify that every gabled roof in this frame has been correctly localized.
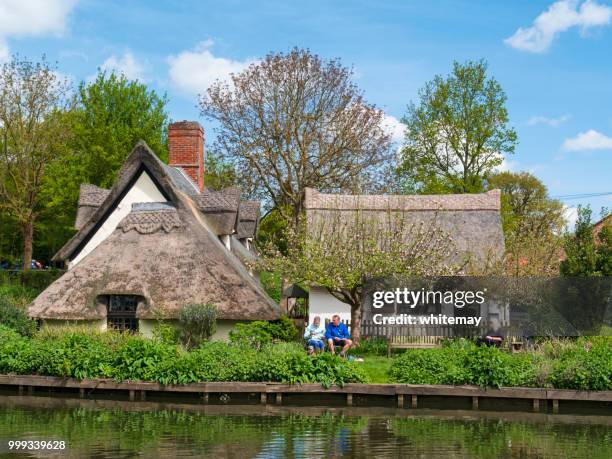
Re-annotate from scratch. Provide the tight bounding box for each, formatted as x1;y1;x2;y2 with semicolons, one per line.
33;142;278;321
236;201;261;239
195;187;241;235
54;142;179;262
75;184;110;230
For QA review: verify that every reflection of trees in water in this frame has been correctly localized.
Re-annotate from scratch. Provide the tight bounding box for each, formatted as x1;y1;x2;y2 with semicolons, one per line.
0;404;610;458
392;417;612;458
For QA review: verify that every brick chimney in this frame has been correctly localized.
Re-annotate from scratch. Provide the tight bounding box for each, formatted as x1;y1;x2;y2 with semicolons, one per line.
168;121;205;192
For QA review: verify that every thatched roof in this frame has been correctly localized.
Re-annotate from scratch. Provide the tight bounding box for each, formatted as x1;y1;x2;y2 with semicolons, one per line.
236;201;261;239
195;187;241;235
31;142;278;321
304;187;505;264
75;184;110;230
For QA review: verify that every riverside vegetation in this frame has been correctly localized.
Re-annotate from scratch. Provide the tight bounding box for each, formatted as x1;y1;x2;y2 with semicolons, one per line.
1;286;610;390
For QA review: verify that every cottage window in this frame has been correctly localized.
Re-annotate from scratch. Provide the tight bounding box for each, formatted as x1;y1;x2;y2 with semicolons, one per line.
107;295;139;332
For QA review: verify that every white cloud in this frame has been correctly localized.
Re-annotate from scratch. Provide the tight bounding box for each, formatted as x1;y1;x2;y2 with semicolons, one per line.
562;129;612;151
505;0;612;53
0;0;78;61
528;114;571;127
494;158;519;172
100;52;146;81
381;114;405;144
563;205;579;228
167;40;255;96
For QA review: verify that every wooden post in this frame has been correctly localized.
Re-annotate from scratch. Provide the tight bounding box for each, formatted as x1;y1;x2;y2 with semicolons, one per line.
79;388;85;399
275;393;282;405
140;390;146;401
18;385;24;395
129;390;135;401
411;394;418;408
27;386;34;395
260;393;267;404
397;394;404;408
346;394;353;406
552;399;559;414
472;396;479;410
532;399;539;412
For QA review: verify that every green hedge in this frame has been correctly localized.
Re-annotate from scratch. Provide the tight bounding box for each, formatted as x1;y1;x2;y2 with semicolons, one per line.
0;326;367;388
389;338;611;390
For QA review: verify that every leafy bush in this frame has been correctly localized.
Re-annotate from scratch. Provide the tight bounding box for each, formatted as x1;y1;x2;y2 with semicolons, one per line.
389;348;466;385
229;316;298;349
350;337;388;356
549;338;612;390
0;327;366;387
462;346;515;388
390;338;611;389
112;336;180;382
0;293;36;336
179;303;218;349
268;316;299;342
229;321;273;350
152;322;180;345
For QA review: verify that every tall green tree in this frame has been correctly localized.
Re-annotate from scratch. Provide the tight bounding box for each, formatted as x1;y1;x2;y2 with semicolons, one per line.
0;56;73;270
398;60;517;194
488;171;565;276
45;71;169;217
561;206;611;276
203;147;237;191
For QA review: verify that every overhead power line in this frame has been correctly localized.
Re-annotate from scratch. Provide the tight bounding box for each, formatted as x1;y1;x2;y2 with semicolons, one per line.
551;192;612;201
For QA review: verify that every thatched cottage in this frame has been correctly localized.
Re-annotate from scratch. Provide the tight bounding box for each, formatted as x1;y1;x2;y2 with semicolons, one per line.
304;187;506;325
29;121;279;338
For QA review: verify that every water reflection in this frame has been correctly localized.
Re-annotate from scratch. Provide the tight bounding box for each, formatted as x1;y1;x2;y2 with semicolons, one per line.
0;396;610;458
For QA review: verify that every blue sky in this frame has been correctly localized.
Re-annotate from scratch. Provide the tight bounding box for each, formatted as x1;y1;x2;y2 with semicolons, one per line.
2;0;611;225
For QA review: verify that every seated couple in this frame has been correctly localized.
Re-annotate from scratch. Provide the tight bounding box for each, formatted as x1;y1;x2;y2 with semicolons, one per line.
303;315;353;357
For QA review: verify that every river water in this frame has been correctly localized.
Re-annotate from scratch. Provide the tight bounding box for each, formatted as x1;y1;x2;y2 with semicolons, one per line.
0;396;610;458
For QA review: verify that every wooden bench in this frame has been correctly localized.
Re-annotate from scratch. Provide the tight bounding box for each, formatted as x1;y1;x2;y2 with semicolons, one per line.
386;336;442;357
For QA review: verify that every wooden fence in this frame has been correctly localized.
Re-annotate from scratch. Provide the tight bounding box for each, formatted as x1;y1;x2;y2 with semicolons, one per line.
323;318;487;348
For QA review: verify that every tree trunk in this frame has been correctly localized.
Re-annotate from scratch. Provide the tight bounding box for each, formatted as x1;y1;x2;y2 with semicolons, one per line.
350;301;362;345
21;218;34;272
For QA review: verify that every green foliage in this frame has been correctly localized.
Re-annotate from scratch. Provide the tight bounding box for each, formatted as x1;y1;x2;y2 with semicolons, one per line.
389;347;467;385
8;269;64;292
0;293;36;336
152;322;180;345
268;316;299;342
259;271;282;303
398;59;517;194
204;148;237;190
229;321;273;350
550;338;612;391
228;317;298;350
462;345;515;388
179;303;218;349
0;329;366;387
43;71;168;236
350;336;388;356
390;339;611;389
561;206;612;276
112;337;180;382
256;208;290;255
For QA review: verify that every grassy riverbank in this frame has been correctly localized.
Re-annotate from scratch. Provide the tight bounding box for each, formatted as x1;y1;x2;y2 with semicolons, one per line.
1;325;610;390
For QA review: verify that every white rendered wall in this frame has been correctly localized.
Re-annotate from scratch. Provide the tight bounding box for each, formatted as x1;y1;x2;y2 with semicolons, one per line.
69;171;167;268
308;286;351;325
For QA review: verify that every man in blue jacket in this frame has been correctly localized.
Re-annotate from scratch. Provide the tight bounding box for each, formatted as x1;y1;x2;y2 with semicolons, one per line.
325;314;353;357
